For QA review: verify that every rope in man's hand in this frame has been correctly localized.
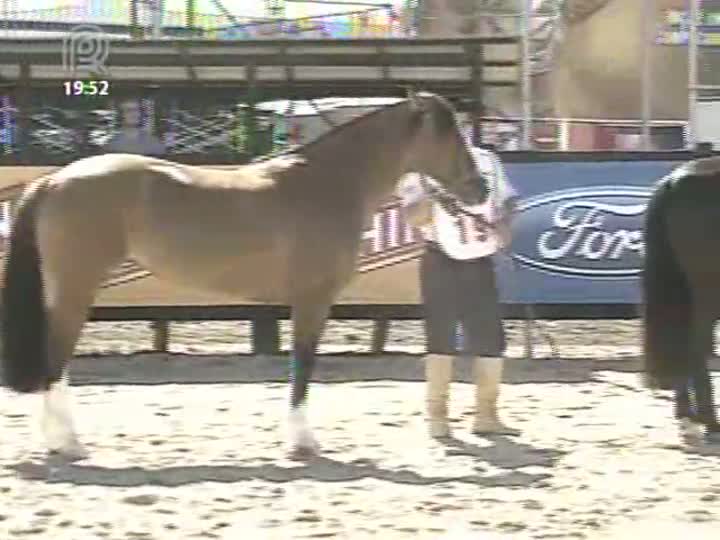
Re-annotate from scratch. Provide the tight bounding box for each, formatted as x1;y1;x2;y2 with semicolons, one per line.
418;173;499;225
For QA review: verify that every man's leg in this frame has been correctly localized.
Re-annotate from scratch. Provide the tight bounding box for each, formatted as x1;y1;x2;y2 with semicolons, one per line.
420;245;460;438
461;256;519;435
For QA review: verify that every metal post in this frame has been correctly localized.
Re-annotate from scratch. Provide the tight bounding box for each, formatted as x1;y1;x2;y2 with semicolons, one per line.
471;44;484;146
371;319;389;355
187;0;196;30
152;320;170;352
152;0;164;39
558;118;570;150
16;62;30;162
245;64;260;157
688;0;700;148
130;0;141;39
641;0;653;150
253;315;280;355
520;0;532;149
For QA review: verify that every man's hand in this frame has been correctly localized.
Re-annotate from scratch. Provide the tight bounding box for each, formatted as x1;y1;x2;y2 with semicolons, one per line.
495;198;518;250
495;219;513;251
405;198;433;228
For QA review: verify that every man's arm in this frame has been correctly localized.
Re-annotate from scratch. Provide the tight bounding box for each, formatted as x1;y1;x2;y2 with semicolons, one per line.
491;156;519;250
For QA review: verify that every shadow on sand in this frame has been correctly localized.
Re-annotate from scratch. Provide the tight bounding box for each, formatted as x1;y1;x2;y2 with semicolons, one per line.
11;433;563;489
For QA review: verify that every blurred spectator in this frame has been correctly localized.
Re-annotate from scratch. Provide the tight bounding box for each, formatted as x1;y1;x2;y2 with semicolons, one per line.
104;98;165;156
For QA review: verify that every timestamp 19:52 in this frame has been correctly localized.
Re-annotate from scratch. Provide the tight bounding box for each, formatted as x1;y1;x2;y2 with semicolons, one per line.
63;80;110;97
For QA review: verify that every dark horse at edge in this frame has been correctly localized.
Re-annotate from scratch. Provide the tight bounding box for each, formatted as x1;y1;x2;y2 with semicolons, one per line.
643;157;720;443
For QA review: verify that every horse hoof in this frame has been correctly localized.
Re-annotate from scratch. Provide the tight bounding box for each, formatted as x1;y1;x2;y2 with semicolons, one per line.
288;443;320;461
48;442;89;462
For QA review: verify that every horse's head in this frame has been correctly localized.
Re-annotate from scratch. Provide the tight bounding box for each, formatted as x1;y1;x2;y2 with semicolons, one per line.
404;90;488;205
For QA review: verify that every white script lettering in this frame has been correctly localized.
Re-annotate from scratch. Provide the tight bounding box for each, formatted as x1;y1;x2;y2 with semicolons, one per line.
537;201;645;261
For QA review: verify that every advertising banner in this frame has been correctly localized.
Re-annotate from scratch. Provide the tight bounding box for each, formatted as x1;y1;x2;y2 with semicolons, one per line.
497;160;681;304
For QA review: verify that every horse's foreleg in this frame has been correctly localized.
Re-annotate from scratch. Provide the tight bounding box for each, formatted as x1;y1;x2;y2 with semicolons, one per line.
289;338;320;456
288;296;332;458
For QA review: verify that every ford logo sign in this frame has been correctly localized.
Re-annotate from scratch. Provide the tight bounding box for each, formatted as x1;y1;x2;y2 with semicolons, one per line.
512;186;652;279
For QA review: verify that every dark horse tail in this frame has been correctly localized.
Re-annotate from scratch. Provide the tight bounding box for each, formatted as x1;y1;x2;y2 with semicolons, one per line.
642;176;691;390
1;180;52;393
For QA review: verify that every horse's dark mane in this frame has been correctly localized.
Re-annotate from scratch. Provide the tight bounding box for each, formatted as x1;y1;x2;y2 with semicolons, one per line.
252;93;456;164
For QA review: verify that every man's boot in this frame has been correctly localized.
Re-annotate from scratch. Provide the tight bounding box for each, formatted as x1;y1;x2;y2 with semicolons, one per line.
471;356;520;435
425;353;454;438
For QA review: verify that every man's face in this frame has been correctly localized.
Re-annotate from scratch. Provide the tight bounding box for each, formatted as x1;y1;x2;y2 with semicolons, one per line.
121;102;141;128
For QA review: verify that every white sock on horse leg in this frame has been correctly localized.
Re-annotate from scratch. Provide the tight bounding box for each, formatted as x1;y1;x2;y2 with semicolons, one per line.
43;370;86;458
289;404;318;451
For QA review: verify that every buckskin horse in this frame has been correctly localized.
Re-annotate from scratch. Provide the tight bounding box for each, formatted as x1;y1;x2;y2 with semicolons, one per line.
0;91;487;460
643;157;720;443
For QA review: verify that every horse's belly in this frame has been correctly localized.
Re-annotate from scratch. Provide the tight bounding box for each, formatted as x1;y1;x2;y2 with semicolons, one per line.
131;242;292;303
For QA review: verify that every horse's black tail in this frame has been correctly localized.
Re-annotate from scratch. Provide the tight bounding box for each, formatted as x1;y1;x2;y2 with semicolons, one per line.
642;177;692;390
1;180;52;393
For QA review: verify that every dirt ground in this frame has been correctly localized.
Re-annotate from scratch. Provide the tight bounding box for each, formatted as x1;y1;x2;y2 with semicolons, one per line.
2;320;720;539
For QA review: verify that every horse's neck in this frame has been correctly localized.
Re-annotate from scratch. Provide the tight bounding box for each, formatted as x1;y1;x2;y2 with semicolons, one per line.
307;106;413;205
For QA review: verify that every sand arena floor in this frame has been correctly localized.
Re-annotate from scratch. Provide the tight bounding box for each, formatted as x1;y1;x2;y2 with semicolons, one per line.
2;320;720;539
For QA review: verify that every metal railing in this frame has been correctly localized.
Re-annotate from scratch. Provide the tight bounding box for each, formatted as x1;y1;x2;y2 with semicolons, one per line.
476;116;687;151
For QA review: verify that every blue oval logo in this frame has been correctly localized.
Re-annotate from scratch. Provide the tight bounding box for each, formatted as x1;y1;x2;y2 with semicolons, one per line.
512;186;652;279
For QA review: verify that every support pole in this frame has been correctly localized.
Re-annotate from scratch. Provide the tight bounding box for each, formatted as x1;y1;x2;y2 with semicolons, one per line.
245;64;260;157
371;319;389;355
558;118;570;150
152;0;164;39
130;0;141;39
187;0;196;30
687;0;700;148
16;61;30;162
253;316;280;355
152;320;170;353
641;0;653;150
520;0;532;149
523;315;534;360
470;44;484;146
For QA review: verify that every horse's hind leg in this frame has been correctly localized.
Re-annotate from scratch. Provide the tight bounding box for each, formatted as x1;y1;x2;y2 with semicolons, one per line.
675;377;703;440
39;224;124;459
692;357;720;442
685;307;719;442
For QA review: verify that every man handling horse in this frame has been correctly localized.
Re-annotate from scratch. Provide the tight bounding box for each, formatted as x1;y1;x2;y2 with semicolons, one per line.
397;142;520;439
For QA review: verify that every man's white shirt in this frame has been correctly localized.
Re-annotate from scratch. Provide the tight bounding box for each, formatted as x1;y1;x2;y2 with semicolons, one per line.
396;146;518;260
